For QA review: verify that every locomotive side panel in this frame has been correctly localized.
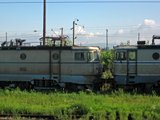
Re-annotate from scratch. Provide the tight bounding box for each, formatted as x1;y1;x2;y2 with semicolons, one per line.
137;49;160;75
136;49;160;83
0;50;50;74
0;50;52;83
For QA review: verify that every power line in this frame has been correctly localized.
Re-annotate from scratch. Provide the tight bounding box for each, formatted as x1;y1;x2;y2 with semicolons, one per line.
0;1;160;4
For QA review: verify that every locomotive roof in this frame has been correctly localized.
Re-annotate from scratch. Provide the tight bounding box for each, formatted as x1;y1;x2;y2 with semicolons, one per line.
113;45;137;50
114;44;160;50
137;45;160;49
0;45;100;51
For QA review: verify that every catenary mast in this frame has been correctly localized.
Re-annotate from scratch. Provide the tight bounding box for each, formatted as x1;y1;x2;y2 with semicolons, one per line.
43;0;46;46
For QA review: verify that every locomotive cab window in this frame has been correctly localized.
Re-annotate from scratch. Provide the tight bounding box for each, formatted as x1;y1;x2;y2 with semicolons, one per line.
75;52;85;61
87;52;94;61
116;52;126;60
94;51;100;61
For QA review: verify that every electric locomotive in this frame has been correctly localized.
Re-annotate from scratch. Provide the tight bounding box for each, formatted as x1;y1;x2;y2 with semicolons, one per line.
113;35;160;90
0;37;103;90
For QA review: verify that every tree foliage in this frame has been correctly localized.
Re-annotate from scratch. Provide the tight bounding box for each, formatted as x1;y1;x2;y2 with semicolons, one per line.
101;49;115;80
101;49;114;69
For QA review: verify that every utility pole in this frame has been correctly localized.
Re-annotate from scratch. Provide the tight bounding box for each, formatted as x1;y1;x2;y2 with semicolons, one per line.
5;32;7;42
60;28;63;46
72;19;79;46
106;29;108;50
60;28;63;37
43;0;46;46
138;33;140;41
73;21;75;46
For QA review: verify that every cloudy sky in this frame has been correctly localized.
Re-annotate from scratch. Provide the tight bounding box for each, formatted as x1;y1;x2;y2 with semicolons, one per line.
0;0;160;48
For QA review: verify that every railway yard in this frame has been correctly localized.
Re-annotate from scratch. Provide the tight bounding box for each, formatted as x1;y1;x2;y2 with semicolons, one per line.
0;0;160;120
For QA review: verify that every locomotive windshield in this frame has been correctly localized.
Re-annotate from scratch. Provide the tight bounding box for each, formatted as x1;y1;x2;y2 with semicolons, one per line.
88;51;100;62
116;50;136;61
116;51;127;60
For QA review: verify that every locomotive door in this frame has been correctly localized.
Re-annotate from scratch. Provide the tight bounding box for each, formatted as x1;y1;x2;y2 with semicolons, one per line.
126;50;137;84
52;50;61;83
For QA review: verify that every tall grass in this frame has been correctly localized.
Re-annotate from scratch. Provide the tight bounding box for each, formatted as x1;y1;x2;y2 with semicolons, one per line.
0;89;160;119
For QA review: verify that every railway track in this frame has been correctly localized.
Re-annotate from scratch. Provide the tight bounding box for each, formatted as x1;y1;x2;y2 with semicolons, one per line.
0;114;57;120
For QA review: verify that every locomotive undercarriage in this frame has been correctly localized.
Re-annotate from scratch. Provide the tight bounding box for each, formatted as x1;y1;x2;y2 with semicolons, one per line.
0;81;32;90
0;78;102;92
33;79;101;92
115;81;160;94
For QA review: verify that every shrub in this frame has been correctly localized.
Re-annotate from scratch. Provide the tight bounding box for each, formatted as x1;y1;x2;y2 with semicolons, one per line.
67;104;89;119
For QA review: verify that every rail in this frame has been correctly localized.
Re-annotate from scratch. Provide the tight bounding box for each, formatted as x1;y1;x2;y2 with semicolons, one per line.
0;114;56;120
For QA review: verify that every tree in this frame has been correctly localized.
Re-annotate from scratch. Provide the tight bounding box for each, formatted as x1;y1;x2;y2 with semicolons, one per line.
101;49;114;79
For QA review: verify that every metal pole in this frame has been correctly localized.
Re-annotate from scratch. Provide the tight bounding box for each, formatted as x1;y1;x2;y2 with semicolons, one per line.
72;19;79;46
73;21;75;46
106;29;108;50
43;0;46;46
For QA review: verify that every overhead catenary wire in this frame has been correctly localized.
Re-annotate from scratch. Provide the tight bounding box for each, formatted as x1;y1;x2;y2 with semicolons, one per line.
0;1;160;4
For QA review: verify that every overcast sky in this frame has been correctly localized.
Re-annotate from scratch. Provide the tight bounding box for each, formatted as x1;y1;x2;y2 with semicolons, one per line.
0;0;160;48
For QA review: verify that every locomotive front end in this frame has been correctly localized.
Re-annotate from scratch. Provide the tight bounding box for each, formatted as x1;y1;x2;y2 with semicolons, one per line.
72;46;103;90
86;47;103;90
113;45;137;87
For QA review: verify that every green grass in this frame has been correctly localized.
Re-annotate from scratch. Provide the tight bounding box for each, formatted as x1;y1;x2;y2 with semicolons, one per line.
0;89;160;119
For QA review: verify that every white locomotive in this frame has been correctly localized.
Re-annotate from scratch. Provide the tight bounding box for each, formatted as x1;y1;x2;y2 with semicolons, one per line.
114;35;160;90
0;37;103;90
